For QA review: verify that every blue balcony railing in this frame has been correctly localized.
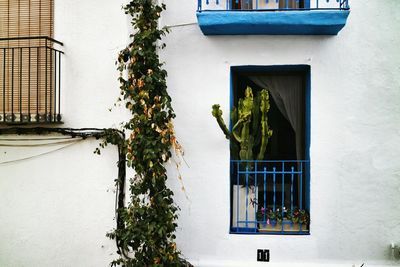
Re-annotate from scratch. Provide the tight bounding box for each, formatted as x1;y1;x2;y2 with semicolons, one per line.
198;0;349;12
231;160;310;234
196;0;350;35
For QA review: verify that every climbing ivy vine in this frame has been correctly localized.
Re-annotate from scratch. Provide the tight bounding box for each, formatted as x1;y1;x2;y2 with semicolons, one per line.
105;0;190;266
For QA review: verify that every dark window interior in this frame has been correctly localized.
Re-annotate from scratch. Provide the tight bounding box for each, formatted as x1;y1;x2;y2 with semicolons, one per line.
230;70;306;161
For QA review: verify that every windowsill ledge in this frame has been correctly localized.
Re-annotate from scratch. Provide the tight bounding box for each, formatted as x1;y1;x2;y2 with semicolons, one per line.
196;9;350;35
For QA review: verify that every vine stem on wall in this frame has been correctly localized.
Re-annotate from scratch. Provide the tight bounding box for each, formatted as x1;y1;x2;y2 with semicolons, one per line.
105;0;192;266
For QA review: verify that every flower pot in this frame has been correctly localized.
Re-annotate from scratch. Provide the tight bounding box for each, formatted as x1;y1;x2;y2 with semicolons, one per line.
232;185;257;231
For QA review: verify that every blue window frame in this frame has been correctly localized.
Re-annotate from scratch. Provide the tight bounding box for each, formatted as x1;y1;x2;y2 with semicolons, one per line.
229;65;310;235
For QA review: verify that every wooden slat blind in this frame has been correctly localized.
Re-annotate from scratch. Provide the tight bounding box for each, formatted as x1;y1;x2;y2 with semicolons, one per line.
0;0;54;121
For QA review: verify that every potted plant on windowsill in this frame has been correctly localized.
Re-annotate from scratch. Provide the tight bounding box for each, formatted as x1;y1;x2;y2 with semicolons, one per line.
257;207;310;232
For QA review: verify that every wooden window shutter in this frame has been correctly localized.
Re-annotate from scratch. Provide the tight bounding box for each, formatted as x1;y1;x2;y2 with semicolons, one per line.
0;0;55;122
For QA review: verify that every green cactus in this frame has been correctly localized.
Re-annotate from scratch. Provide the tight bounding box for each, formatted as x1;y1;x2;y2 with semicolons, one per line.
257;89;273;160
211;86;273;161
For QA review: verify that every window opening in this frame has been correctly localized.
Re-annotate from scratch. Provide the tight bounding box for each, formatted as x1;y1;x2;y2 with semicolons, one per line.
229;66;310;234
0;0;60;123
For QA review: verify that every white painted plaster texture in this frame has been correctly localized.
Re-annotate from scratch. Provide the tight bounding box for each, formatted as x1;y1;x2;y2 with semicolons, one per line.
0;0;399;266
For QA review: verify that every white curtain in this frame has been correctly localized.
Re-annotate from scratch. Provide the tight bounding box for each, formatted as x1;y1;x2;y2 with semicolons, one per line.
248;75;304;160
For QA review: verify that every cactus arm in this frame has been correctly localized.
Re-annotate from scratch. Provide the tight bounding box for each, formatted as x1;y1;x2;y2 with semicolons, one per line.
239;121;252;160
236;86;254;160
232;117;246;143
231;106;238;127
230;107;240;159
252;91;260;137
252;92;261;147
232;120;242;142
257;126;273;160
256;89;273;160
232;98;245;143
212;104;231;139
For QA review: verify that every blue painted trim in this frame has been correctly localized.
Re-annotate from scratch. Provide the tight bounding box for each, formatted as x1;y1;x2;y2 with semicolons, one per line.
228;67;235;233
231;227;258;233
231;64;310;73
305;65;311;215
230;228;310;235
229;66;234;131
197;10;350;35
304;0;310;8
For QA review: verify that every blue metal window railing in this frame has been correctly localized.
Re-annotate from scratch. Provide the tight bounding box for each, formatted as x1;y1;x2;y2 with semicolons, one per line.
231;160;310;234
198;0;349;12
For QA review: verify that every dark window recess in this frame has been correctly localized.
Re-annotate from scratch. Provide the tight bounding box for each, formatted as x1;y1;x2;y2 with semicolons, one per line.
230;66;310;235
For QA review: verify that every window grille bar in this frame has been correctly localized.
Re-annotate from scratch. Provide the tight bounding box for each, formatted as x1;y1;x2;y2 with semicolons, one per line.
300;161;303;209
236;161;240;229
3;49;5;122
281;162;285;231
11;48;14;122
19;48;22;117
245;166;249;228
254;162;258;221
28;48;31;122
263;167;266;223
58;51;61;122
53;49;56;122
290;166;294;212
45;40;48;121
37;47;40;121
50;47;53;121
273;167;276;212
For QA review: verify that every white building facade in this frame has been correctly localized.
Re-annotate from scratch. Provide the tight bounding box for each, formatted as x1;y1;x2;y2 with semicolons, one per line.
1;0;400;266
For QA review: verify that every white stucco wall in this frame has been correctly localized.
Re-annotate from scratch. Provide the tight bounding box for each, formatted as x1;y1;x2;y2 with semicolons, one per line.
0;1;128;266
0;138;118;266
0;0;399;266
